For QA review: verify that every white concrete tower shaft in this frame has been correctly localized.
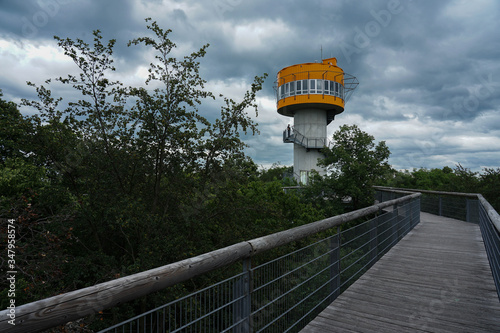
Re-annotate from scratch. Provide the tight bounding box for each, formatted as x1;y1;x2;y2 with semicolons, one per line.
293;108;328;183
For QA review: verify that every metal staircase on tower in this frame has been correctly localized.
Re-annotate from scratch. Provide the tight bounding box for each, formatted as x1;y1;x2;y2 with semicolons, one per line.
283;127;330;150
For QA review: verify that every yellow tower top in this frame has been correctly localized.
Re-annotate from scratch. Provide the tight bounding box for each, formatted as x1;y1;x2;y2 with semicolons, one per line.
276;57;357;124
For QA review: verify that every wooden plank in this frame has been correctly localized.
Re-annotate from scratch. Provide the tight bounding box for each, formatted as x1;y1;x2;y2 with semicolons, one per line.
301;212;500;332
320;296;497;333
336;285;500;328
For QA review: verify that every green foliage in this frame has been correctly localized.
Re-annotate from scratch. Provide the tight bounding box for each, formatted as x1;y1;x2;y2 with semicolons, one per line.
381;165;471;192
0;20;324;330
380;165;499;211
480;168;500;211
259;163;295;185
0;91;32;163
0;158;47;201
305;124;391;213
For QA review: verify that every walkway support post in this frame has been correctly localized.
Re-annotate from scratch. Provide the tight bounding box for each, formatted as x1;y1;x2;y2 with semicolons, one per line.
370;214;379;264
233;258;252;333
329;226;341;302
392;202;400;243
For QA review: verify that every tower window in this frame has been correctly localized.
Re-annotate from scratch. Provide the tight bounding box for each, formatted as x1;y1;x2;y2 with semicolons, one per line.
309;80;316;93
316;80;323;94
277;80;344;101
300;170;309;185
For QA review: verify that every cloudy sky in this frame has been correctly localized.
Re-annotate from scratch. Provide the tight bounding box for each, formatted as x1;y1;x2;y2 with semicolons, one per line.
1;0;499;172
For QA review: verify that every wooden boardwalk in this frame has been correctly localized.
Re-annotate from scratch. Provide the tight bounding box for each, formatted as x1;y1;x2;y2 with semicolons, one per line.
301;212;500;333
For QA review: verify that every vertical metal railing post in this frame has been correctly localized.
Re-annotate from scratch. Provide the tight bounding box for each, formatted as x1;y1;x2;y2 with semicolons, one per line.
417;197;421;226
409;197;415;228
405;201;411;235
370;212;379;264
438;196;443;216
413;197;421;228
392;202;399;244
466;198;471;223
244;258;253;333
330;226;341;302
233;258;252;333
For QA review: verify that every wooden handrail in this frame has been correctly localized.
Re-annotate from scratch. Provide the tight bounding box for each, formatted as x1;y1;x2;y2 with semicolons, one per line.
478;194;500;233
373;186;479;198
0;193;420;333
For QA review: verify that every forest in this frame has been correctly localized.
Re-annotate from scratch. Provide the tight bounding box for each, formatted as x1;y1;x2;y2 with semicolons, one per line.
1;20;499;330
381;164;500;212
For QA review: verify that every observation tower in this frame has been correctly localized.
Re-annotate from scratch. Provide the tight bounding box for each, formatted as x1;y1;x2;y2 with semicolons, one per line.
277;57;358;184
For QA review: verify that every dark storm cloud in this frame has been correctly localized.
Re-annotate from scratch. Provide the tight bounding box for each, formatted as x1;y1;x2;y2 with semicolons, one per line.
1;0;499;171
328;0;500;128
0;1;41;38
1;0;146;61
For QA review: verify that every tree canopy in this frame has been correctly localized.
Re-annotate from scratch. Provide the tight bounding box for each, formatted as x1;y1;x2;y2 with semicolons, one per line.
0;20;326;330
304;124;391;213
380;165;500;211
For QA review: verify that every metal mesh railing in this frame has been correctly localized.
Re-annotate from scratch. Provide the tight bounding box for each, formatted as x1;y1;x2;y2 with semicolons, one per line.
250;236;337;332
478;195;500;302
420;194;479;223
99;272;248;333
99;194;420;333
375;186;480;223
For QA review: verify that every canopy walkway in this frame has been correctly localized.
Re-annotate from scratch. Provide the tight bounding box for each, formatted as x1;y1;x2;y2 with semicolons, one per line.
301;211;500;332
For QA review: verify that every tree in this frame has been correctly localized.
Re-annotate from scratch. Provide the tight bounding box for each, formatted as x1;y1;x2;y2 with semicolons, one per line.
127;19;213;212
451;164;479;193
313;124;391;211
478;168;500;211
0;91;32;163
259;163;295;184
13;17;270;301
0;93;79;308
0;20;331;331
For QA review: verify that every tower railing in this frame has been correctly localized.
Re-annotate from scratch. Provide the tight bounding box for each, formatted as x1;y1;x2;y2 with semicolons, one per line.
274;70;359;103
0;191;421;333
